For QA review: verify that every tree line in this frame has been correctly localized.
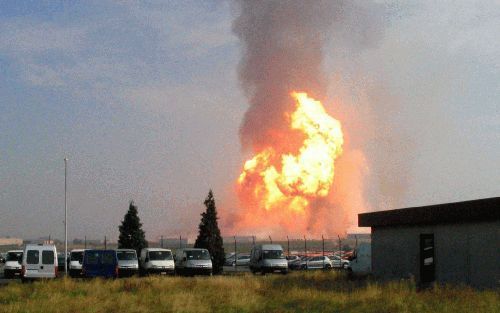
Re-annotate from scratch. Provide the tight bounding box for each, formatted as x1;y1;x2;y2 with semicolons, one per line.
117;190;225;274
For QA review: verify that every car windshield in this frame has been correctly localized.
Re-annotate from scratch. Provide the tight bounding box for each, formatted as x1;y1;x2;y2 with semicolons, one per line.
117;251;137;261
263;250;285;259
6;252;22;262
237;255;250;260
185;250;210;260
149;251;172;261
71;251;84;263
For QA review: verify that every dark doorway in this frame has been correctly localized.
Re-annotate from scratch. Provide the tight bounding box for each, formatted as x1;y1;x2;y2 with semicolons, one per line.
420;234;435;284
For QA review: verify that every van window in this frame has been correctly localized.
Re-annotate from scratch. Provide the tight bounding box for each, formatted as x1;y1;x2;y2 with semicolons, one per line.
71;251;84;263
117;251;137;261
6;252;23;262
86;252;99;265
27;250;39;264
186;250;210;260
101;252;116;265
262;250;285;259
149;251;173;261
42;251;55;264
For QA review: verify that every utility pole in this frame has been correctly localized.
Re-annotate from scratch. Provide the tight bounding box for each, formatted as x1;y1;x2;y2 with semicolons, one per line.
104;236;107;250
179;235;182;249
64;157;68;276
161;235;163;248
84;236;87;249
252;236;255;246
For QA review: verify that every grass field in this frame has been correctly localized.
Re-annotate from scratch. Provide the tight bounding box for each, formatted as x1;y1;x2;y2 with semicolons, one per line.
0;272;498;313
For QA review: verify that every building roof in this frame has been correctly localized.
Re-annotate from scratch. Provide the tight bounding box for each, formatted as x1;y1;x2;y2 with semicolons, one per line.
358;197;500;227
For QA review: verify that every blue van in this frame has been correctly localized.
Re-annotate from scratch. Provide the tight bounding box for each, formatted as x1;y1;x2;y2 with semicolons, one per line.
82;250;118;278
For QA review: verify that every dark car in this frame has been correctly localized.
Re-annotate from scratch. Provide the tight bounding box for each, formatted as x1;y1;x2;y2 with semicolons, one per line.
82;250;118;278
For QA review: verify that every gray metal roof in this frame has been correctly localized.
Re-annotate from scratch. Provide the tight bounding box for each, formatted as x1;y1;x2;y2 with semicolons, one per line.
358;197;500;227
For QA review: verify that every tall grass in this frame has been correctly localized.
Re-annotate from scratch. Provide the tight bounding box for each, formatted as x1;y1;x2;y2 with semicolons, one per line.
0;272;497;313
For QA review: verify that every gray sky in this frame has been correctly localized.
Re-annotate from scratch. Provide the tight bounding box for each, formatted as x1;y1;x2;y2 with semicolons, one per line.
0;1;498;241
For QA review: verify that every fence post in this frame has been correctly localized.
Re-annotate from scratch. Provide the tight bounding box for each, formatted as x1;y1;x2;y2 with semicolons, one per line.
179;235;182;249
337;235;341;260
287;236;290;256
104;236;107;250
252;235;255;246
234;236;237;272
84;236;87;249
268;235;272;244
322;235;325;269
304;235;307;256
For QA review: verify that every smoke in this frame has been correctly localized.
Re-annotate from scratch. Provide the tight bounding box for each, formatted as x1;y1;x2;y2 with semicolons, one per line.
231;0;386;237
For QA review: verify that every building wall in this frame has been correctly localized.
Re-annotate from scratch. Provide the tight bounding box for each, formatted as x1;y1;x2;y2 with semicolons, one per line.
372;220;499;288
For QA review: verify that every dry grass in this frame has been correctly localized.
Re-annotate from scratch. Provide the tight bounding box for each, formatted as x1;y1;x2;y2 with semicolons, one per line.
0;272;498;313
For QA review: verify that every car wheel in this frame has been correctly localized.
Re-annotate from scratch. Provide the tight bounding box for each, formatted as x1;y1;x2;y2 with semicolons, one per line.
324;264;331;270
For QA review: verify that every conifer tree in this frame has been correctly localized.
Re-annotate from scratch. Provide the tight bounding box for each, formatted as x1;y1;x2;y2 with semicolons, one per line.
194;190;225;274
118;201;148;254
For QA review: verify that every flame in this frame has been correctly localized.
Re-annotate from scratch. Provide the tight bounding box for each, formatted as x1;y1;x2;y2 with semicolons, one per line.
237;92;344;219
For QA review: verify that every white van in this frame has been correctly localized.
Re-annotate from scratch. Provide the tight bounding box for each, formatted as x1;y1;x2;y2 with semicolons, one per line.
174;248;212;276
249;244;288;274
3;250;23;278
116;249;139;277
139;248;175;275
69;249;86;277
21;244;58;281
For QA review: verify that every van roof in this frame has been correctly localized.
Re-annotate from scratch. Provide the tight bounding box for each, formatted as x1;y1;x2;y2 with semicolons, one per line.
177;248;207;251
142;248;171;252
7;250;23;253
70;249;87;253
24;244;56;249
116;249;137;252
257;244;283;250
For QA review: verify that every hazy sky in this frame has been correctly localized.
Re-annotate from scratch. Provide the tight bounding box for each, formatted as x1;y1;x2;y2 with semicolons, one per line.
1;1;498;241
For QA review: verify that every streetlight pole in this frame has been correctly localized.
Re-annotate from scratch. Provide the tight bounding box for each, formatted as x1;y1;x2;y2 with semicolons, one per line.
64;158;68;276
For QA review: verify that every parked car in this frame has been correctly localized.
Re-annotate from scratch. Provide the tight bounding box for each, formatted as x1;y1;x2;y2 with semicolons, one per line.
69;249;86;277
139;248;175;276
330;255;351;269
249;244;288;275
21;244;58;281
82;250;118;278
224;253;236;266
233;253;251;266
288;256;309;270
300;256;333;270
116;249;139;277
174;248;212;276
286;255;300;263
3;250;23;278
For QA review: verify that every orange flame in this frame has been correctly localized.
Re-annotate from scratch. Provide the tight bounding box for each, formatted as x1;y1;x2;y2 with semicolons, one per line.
237;92;344;224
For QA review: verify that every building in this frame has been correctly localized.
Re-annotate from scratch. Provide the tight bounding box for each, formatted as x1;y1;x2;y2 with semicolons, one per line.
358;197;499;289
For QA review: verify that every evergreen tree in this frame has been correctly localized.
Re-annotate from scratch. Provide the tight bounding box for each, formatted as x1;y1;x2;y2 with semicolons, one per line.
194;190;225;274
118;201;148;254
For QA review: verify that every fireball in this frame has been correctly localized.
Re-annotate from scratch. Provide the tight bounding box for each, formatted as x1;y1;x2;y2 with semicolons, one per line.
237;92;344;216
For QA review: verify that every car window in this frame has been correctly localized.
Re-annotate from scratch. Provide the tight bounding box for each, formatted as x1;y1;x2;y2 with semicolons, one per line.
42;251;55;265
27;250;39;264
